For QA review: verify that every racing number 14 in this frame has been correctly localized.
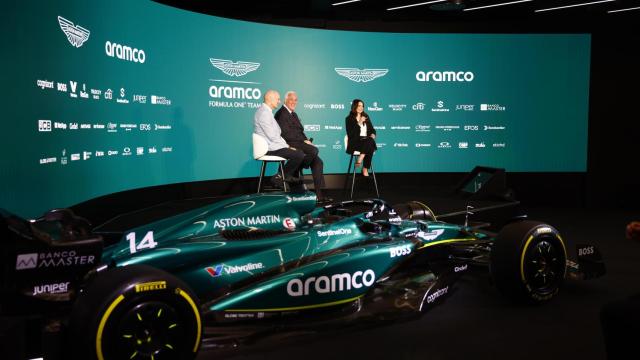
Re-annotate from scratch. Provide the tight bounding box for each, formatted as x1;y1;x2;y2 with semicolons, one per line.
126;231;157;254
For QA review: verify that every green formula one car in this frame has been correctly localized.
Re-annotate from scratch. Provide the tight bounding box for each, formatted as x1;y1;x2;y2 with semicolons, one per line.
0;191;605;359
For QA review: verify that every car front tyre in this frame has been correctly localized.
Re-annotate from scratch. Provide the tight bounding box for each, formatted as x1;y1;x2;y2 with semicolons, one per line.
69;265;202;360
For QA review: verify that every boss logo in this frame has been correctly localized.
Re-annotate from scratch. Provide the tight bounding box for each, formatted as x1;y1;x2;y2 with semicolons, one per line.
390;245;411;258
578;246;594;256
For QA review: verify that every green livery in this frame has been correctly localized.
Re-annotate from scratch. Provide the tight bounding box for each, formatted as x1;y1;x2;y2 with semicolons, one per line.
1;191;605;359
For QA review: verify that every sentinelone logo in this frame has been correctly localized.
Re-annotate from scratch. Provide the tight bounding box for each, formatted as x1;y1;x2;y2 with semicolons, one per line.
335;68;388;83
58;16;90;48
209;58;262;106
416;71;474;82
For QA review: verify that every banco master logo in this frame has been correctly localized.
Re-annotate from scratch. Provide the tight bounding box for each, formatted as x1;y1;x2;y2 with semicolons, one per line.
16;251;95;270
210;58;260;77
287;269;376;297
335;68;388;83
58;16;90;48
16;253;38;270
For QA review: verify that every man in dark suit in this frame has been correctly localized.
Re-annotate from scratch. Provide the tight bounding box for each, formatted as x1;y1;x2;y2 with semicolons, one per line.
275;91;332;203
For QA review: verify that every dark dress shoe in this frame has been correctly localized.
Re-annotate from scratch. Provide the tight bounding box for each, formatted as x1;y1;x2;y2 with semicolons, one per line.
284;175;302;184
271;175;284;188
317;197;334;204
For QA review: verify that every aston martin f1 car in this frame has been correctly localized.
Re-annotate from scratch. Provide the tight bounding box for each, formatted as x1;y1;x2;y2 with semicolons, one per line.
0;191;605;359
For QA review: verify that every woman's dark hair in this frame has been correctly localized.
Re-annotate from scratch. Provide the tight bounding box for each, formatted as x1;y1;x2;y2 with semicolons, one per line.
350;99;364;116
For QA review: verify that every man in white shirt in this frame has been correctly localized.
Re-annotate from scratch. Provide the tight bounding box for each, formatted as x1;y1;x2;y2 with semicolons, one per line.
254;90;305;187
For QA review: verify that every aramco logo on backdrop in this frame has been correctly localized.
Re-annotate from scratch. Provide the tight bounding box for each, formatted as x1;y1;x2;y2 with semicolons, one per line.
58;16;90;48
416;70;474;82
208;58;263;106
335;68;389;83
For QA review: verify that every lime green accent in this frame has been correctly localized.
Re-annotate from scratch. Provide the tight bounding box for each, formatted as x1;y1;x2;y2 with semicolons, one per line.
519;232;568;283
129;351;138;359
168;323;177;329
417;238;476;249
146;336;152;343
136;339;142;345
96;294;125;360
157;309;163;318
151;355;155;360
122;334;133;339
136;313;142;321
520;235;535;282
177;288;202;353
165;344;174;350
226;295;362;312
412;201;437;221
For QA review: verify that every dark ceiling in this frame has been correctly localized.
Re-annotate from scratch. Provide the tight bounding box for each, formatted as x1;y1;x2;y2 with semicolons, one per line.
155;0;639;30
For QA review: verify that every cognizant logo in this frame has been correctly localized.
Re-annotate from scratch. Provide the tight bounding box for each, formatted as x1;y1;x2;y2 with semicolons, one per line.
209;85;261;100
287;269;376;297
416;71;474;82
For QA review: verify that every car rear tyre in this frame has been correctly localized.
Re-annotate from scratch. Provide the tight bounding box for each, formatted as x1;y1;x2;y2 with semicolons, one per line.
490;221;567;303
69;265;202;360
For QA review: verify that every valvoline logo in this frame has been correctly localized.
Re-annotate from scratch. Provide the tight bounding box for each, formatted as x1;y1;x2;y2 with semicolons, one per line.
205;265;224;277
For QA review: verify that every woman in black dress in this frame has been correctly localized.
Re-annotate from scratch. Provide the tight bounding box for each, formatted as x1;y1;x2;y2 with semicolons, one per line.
345;99;377;176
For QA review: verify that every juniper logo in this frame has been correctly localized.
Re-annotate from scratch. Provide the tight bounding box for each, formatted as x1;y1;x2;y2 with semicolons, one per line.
16;253;38;270
58;16;90;48
210;58;261;77
335;68;388;83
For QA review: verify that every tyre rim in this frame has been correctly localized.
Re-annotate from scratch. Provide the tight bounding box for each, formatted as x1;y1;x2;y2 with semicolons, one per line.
524;239;563;294
114;301;184;360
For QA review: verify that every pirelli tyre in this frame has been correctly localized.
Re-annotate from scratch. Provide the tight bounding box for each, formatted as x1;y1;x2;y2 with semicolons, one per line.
69;265;202;360
490;220;567;303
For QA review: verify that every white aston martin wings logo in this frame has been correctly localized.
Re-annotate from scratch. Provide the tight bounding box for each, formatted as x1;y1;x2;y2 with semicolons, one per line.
335;68;389;83
58;16;90;48
417;229;445;241
210;58;261;77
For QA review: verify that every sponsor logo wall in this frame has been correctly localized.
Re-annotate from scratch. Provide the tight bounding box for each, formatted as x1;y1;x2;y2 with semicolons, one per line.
1;0;590;217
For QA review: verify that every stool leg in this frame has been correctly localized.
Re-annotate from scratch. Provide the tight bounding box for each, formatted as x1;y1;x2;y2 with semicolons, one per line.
344;154;353;197
371;165;379;197
350;156;357;199
280;161;288;192
257;161;267;193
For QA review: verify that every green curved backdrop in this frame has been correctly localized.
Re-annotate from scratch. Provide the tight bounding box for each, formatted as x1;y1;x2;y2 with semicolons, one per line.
0;0;590;217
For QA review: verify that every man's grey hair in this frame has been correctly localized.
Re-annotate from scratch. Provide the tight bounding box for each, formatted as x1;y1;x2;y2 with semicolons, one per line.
284;91;297;100
264;89;279;101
